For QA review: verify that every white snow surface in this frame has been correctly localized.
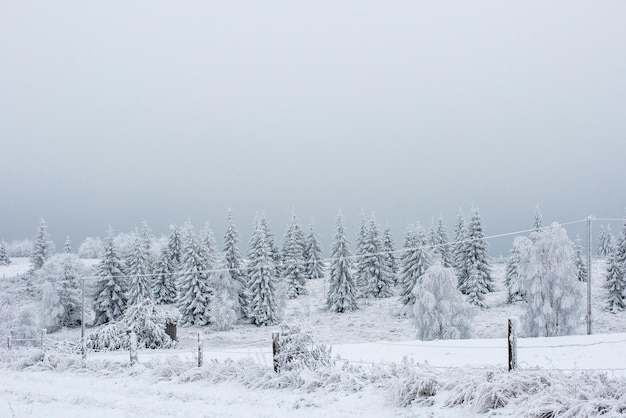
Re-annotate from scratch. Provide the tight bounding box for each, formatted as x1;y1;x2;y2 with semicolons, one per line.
1;258;626;417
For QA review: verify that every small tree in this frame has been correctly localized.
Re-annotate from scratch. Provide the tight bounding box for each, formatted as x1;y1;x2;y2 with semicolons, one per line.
93;228;128;326
573;236;588;282
505;237;525;303
126;232;153;306
517;224;582;337
326;213;358;313
433;216;453;268
304;222;325;281
30;218;54;270
604;245;625;313
398;224;431;310
382;224;398;283
64;236;72;254
413;262;474;340
458;207;493;306
452;208;467;272
152;245;178;304
281;214;307;298
166;224;183;267
208;256;241;331
597;224;616;257
0;241;10;265
362;214;394;298
223;210;249;319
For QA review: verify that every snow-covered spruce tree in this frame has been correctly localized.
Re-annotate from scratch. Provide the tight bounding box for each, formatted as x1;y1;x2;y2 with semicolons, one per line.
452;208;467;272
517;223;582;337
413;262;474;341
223;210;249;319
433;216;454;268
140;221;154;271
177;222;213;326
458;207;493;307
30;218;54;270
260;215;281;274
382;224;398;283
326;213;358;313
604;244;625;313
281;214;307;298
398;224;432;312
64;236;72;254
573;236;588;282
166;224;183;268
362;214;395;298
208;255;241;331
201;221;218;267
93;228;128;326
354;211;369;291
37;253;87;329
0;241;10;265
533;205;544;233
304;222;325;281
247;216;281;326
597;224;616;257
152;245;177;304
126;232;153;306
505;237;525;303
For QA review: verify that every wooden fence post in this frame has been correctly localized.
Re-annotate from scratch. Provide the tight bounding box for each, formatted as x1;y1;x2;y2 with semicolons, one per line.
7;336;11;349
272;332;280;373
197;333;203;367
508;318;517;372
128;330;138;366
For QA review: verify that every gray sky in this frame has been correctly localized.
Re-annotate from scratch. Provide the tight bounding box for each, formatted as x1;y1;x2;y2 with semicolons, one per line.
1;1;625;255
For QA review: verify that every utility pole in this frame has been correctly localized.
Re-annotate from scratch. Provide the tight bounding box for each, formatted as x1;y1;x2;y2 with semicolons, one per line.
586;216;592;335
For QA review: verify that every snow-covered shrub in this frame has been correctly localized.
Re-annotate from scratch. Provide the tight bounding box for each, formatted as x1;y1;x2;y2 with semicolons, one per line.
40;282;64;332
389;359;440;407
7;239;33;257
412;262;474;340
275;324;333;372
10;308;41;348
87;298;177;351
78;237;104;259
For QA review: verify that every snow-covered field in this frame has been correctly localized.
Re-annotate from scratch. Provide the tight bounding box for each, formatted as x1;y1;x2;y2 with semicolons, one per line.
1;258;626;417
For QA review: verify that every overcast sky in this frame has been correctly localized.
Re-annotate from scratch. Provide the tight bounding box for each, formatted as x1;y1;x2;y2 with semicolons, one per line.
1;1;625;255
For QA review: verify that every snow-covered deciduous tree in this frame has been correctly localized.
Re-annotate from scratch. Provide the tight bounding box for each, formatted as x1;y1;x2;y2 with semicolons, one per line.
223;210;249;319
208;256;241;331
605;221;626;313
281;214;307;299
93;228;128;326
398;224;431;310
413;262;474;341
597;224;616;257
37;254;87;329
126;232;153;306
573;236;588;282
177;223;213;326
382;224;398;283
326;213;358;313
517;224;582;337
505;237;525;303
8;239;33;257
40;282;63;332
304;222;325;281
152;245;177;305
458;207;493;307
0;241;10;265
30;218;54;270
78;237;104;259
362;214;394;298
247;216;281;326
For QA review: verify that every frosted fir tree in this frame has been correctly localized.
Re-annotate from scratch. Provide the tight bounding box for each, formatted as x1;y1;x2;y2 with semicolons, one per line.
433;216;454;268
140;221;154;271
304;222;325;281
37;254;87;330
604;245;625;313
362;214;395;298
452;208;467;272
533;205;544;233
354;211;369;290
247;217;281;326
126;232;153;306
201;221;218;267
458;207;493;306
177;223;213;326
93;228;128;326
326;213;358;313
30;218;54;270
152;245;178;304
281;214;307;298
597;224;616;257
413;262;474;341
573;236;588;282
64;236;72;254
0;241;10;265
505;237;525;303
223;210;249;319
382;224;398;283
260;215;281;272
398;224;432;310
166;224;183;267
208;255;241;331
517;224;582;337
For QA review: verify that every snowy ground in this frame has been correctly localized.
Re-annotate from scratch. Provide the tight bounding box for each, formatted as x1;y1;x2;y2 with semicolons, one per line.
1;257;626;417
